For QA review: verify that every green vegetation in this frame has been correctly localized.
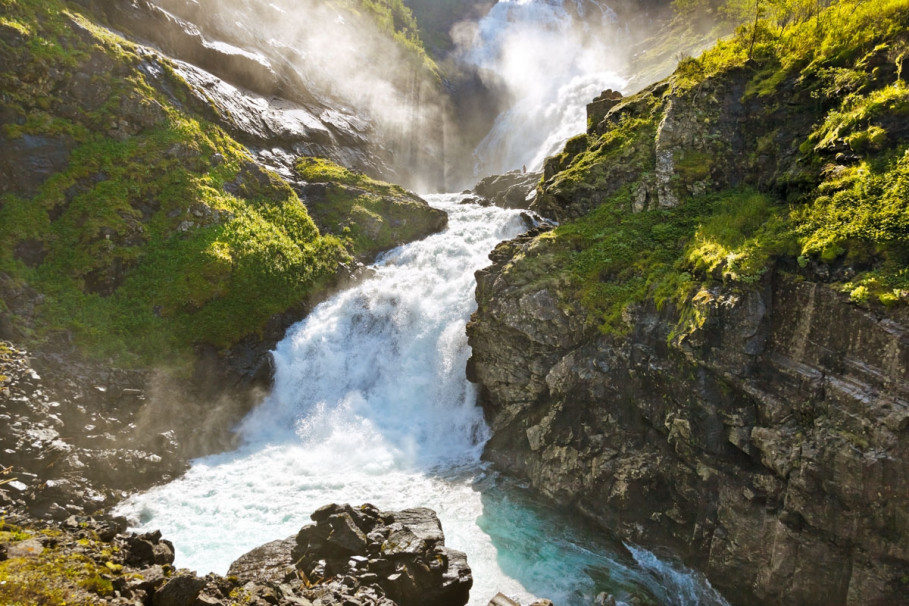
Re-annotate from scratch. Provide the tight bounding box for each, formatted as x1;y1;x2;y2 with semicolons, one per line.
333;0;439;76
530;0;909;334
296;157;446;260
539;189;794;333
0;0;350;367
398;0;484;54
0;524;112;605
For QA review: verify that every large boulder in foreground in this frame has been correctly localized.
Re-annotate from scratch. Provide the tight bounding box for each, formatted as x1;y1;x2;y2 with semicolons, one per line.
229;503;473;606
0;504;470;606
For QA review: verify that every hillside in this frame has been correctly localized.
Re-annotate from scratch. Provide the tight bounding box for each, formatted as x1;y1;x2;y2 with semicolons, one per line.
467;1;909;603
0;0;445;369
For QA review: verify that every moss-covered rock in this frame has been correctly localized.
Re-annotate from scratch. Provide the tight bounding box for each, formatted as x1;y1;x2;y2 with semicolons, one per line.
0;1;447;368
296;157;448;261
522;0;909;335
468;2;909;603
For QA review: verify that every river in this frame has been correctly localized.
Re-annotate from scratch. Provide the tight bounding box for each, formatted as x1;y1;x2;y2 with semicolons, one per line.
116;195;729;606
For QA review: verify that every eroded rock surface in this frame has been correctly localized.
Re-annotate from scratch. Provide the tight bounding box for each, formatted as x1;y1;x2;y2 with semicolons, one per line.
288;503;473;606
0;504;471;606
468;254;909;605
473;170;543;210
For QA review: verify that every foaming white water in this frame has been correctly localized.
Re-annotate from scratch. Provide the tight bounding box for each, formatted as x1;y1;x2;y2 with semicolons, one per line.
458;0;628;175
117;194;729;605
117;195;539;603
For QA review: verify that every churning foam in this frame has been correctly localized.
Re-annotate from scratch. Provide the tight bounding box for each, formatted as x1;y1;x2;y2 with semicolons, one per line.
116;195;728;605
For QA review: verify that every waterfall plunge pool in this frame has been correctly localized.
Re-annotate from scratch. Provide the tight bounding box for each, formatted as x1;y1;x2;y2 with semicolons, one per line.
116;194;728;606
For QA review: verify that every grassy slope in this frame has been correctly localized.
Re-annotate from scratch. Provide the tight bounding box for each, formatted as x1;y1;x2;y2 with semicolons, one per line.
524;0;909;335
0;0;439;369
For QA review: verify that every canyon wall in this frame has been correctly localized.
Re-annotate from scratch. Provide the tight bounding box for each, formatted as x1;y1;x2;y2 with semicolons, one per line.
468;4;909;603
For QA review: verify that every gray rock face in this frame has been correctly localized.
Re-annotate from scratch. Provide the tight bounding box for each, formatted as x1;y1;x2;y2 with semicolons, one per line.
153;573;207;606
227;538;296;585
287;503;473;606
85;0;450;190
473;171;543;209
467;246;909;605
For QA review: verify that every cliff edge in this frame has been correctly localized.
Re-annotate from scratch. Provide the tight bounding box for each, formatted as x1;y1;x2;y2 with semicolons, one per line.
468;2;909;604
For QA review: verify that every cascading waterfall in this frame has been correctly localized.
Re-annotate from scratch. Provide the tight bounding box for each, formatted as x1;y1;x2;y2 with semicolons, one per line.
117;195;730;606
462;0;629;176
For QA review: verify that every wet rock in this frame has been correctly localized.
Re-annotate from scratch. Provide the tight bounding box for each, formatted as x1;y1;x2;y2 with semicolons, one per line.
281;504;471;606
469;243;909;605
586;89;623;129
473;170;542;210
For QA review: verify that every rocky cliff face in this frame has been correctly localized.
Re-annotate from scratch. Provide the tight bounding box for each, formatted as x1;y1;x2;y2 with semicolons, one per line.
467;3;909;604
469;256;909;605
0;0;449;519
80;0;453;190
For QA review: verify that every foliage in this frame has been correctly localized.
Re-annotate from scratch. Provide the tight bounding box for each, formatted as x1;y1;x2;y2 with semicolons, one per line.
295;157;445;260
296;157;408;195
0;0;349;367
0;525;112;605
549;189;794;333
529;0;909;334
332;0;439;76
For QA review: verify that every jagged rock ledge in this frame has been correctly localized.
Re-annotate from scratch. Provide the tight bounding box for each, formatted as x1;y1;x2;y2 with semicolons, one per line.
469;171;543;210
467;252;909;605
0;504;472;606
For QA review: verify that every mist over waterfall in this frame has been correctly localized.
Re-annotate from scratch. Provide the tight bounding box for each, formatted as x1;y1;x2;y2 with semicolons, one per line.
456;0;629;176
138;0;450;190
118;196;730;606
131;0;638;188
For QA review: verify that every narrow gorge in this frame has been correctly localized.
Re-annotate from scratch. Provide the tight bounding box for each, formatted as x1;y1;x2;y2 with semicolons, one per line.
1;1;907;605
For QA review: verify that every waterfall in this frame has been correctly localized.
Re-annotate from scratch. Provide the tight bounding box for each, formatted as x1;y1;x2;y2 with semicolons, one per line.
116;195;730;606
460;0;629;176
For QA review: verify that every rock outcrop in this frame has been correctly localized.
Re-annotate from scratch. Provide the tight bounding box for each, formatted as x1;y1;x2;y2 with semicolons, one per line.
289;503;472;606
0;341;187;519
79;0;450;190
467;4;909;605
469;257;909;605
0;504;471;606
0;2;450;489
472;171;543;210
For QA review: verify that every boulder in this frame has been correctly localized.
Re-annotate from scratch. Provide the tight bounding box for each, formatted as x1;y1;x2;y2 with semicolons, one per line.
227;537;296;584
473;171;542;210
281;503;471;606
152;573;207;606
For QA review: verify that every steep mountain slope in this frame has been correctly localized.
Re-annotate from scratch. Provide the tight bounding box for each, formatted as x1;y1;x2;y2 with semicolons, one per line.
80;0;455;190
467;1;909;604
0;0;445;369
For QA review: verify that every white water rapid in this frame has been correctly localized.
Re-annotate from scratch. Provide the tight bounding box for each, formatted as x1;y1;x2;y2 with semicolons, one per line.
118;195;730;606
461;0;629;176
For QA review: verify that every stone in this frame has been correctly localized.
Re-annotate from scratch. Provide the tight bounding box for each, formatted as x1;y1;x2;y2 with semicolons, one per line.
290;503;471;606
381;525;427;557
6;537;44;558
152;572;207;606
594;593;617;606
228;537;296;584
327;512;369;554
488;593;520;606
473;171;542;210
467;211;909;605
